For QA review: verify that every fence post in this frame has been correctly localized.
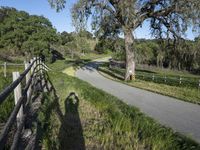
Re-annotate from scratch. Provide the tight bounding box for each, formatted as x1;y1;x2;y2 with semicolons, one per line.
199;80;200;88
12;72;23;127
164;76;167;83
152;74;155;81
25;62;31;101
39;58;43;74
33;57;37;71
198;80;200;98
179;76;182;85
4;62;7;78
30;59;34;74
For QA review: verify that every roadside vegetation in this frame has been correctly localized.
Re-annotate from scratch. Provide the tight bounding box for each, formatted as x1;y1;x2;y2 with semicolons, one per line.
38;59;200;149
1;5;200;149
0;65;24;123
98;64;200;104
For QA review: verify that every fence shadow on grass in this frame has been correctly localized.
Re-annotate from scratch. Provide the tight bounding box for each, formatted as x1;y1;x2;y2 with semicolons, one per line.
58;92;85;150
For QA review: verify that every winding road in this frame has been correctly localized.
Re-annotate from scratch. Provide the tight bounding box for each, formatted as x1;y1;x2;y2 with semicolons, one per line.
76;60;200;143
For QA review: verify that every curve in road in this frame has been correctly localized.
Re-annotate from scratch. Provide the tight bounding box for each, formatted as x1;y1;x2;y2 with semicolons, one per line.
76;61;200;143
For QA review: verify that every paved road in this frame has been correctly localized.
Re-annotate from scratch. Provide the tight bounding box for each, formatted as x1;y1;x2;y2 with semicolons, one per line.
76;61;200;143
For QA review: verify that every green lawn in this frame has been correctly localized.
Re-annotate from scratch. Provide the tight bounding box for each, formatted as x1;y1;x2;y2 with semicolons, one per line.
39;59;200;149
99;65;200;104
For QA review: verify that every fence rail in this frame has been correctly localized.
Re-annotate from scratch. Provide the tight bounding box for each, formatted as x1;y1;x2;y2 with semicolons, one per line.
98;66;200;89
0;63;24;66
0;62;24;78
0;57;50;150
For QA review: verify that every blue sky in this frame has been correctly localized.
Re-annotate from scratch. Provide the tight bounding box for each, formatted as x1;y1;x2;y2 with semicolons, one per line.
0;0;197;40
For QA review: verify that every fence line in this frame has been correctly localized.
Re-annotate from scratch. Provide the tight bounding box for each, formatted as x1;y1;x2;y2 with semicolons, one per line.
0;62;24;78
99;66;200;89
0;57;50;150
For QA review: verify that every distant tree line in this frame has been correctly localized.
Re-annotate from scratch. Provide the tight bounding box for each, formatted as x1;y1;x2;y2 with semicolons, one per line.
0;7;97;62
96;37;200;73
1;7;199;73
57;30;95;59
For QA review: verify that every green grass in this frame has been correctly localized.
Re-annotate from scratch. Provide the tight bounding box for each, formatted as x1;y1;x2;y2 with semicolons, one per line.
40;59;200;149
136;64;200;78
99;66;200;104
46;70;200;149
105;65;200;89
0;65;24;123
0;75;14;123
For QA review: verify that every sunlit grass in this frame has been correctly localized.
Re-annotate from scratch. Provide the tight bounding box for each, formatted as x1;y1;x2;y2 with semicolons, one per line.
47;70;200;149
62;66;77;76
42;59;200;149
99;66;200;104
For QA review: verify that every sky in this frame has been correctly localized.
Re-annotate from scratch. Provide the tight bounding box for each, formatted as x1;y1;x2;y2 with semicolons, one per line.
0;0;198;40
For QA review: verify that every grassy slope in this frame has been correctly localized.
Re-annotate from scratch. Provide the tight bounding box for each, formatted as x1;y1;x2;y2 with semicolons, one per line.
43;60;200;149
98;66;200;104
136;64;200;78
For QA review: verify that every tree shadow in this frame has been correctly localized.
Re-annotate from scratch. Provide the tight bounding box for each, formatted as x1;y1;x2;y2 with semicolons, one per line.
58;92;85;150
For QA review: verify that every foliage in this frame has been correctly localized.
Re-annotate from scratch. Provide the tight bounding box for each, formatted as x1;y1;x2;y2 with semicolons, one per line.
58;30;96;58
0;75;14;122
111;38;200;73
69;0;200;80
0;7;59;61
95;38;115;54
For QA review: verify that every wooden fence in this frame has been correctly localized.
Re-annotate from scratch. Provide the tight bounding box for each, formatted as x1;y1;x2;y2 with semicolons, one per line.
0;62;25;78
99;66;200;90
0;57;51;150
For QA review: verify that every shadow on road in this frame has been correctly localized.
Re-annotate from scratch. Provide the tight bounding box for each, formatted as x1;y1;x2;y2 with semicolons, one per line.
79;61;104;73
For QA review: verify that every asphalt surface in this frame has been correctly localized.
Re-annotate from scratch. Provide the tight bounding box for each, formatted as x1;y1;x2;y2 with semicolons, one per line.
76;61;200;143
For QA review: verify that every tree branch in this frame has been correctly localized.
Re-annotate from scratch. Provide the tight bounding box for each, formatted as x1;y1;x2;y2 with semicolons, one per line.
135;3;176;29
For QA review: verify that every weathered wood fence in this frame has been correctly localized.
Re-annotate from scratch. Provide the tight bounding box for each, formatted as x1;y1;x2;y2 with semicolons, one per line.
0;57;51;150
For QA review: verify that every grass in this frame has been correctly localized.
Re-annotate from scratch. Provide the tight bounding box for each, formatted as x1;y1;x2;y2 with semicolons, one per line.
48;53;111;76
106;65;200;88
62;66;76;76
0;75;14;123
99;66;200;104
136;64;200;78
41;59;200;149
0;65;24;123
46;70;200;149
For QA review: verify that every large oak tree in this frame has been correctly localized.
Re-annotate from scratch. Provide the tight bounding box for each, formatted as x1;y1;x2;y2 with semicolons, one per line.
50;0;200;80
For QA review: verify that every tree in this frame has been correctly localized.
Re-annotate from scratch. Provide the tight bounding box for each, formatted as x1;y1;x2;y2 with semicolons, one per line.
0;7;59;61
68;0;200;80
60;31;74;45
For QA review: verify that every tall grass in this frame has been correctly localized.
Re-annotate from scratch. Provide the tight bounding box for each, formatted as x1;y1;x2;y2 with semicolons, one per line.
99;66;200;104
107;66;200;89
0;75;14;123
48;71;200;149
0;65;24;123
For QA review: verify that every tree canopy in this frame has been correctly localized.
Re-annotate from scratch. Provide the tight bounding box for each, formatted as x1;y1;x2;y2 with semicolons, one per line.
0;7;59;61
70;0;200;80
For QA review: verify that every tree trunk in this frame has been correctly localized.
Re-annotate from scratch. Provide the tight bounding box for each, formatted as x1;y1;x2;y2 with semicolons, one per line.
123;27;135;81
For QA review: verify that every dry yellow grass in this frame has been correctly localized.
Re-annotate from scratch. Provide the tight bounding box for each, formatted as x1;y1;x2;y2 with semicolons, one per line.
62;66;77;76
